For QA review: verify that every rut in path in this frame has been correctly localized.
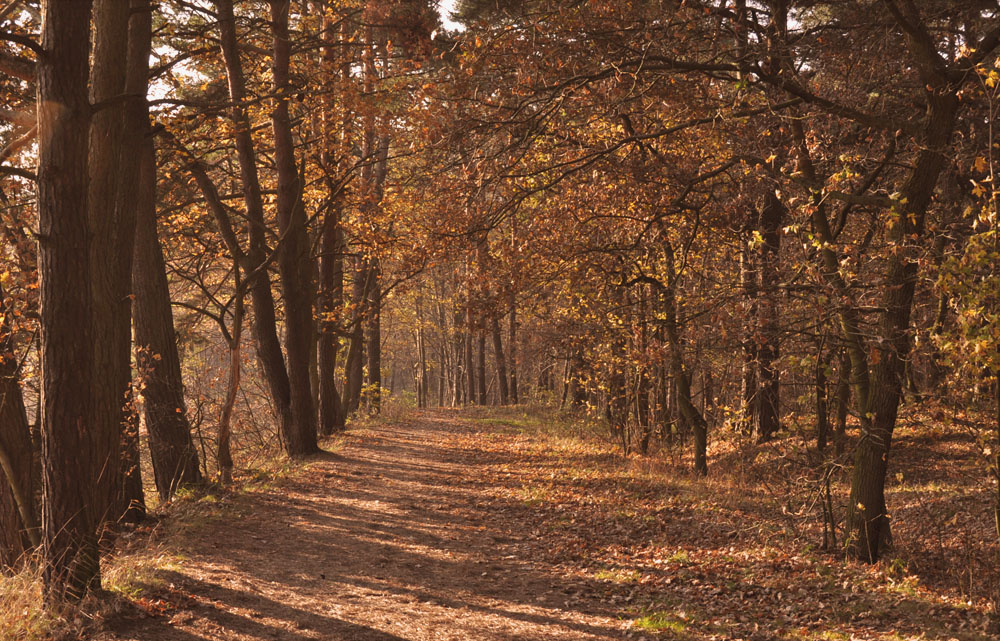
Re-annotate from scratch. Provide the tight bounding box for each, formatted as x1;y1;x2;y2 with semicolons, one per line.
102;412;631;641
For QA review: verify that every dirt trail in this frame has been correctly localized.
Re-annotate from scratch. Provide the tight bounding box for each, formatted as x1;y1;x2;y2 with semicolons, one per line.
103;412;628;641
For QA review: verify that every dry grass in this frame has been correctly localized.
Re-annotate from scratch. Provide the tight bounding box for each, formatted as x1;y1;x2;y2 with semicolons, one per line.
0;562;69;641
0;552;142;641
0;486;237;639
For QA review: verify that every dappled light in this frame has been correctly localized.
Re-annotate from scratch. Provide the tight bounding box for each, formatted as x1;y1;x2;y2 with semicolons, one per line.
2;1;1000;639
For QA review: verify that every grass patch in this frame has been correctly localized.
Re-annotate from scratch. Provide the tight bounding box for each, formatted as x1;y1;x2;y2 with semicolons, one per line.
633;610;689;635
0;544;178;641
473;416;534;430
462;403;606;440
594;567;642;583
666;549;691;564
518;483;553;506
102;546;181;600
0;563;70;641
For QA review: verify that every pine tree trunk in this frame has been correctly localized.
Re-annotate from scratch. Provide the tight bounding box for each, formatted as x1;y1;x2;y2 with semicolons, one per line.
133;137;202;500
453;302;464;406
607;365;628;455
740;237;758;436
89;0;142;526
216;0;296;455
38;0;101;599
437;299;447;407
343;261;368;415
416;296;428;408
316;4;348;435
117;0;158;523
569;349;587;408
637;293;652;454
318;189;345;434
993;375;1000;542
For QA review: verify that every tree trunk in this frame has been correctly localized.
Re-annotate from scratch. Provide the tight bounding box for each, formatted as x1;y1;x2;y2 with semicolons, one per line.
452;301;464;406
316;4;348;435
89;0;145;526
491;316;509;405
816;345;830;452
834;348;850;456
37;0;100;599
993;374;1000;542
216;0;296;455
740;237;758;436
317;182;345;435
477;331;487;405
0;284;37;568
637;292;652;454
465;305;475;406
607;362;629;455
844;92;958;562
217;265;243;486
927;288;950;391
659;249;708;475
569;349;587;408
133;136;202;500
437;299;447;407
559;354;573;409
754;191;783;443
508;297;519;404
270;0;318;455
118;0;159;523
343;261;368;415
654;324;670;442
366;261;382;414
416;296;428;408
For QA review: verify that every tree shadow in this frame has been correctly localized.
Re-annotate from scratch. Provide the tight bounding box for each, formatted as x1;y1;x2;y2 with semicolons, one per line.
109;415;995;641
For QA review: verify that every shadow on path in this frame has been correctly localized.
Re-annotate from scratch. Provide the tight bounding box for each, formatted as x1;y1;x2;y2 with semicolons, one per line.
102;413;629;641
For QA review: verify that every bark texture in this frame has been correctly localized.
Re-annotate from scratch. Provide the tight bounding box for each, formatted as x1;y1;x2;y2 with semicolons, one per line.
133;137;202;500
37;0;99;599
270;0;319;454
89;0;144;525
0;285;37;568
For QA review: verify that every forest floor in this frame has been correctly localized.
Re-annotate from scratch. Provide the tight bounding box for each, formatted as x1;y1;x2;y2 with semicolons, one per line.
95;408;1000;641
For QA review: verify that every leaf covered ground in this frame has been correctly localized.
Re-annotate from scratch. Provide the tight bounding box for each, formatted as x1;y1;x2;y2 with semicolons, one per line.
93;407;999;640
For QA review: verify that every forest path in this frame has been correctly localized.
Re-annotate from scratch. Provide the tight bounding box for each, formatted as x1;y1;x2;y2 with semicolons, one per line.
102;411;629;641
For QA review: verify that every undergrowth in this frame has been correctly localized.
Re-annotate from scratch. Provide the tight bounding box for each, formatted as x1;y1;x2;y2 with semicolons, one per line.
0;538;182;641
